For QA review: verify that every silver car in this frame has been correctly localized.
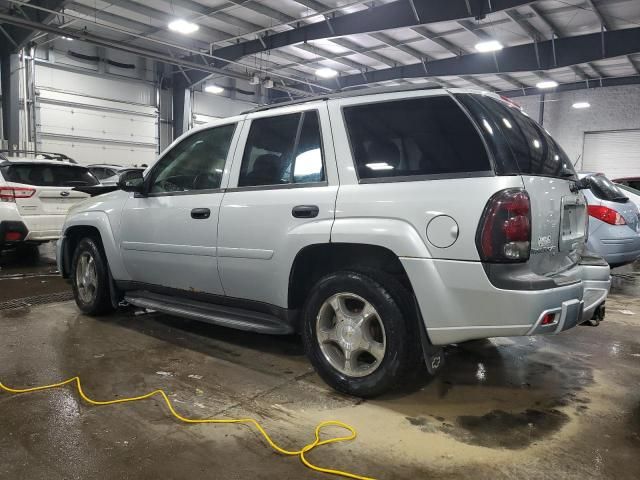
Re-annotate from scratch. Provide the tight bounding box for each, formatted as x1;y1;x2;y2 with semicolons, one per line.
57;87;611;397
580;173;640;267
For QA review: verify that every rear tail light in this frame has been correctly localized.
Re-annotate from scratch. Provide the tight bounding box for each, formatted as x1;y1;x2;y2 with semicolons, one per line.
477;188;531;263
587;205;626;225
4;231;23;242
0;186;36;202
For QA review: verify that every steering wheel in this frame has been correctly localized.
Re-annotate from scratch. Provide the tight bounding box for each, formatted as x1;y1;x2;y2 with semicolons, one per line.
156;178;182;192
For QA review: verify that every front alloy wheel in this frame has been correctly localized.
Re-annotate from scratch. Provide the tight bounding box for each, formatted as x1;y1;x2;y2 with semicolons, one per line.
71;237;115;315
75;251;98;304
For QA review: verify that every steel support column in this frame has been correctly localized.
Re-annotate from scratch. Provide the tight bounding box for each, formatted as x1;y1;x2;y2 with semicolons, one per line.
172;76;192;139
1;53;20;153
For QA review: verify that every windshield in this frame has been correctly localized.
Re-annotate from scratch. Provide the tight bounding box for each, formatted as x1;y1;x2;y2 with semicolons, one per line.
455;94;576;179
1;164;99;187
588;174;628;203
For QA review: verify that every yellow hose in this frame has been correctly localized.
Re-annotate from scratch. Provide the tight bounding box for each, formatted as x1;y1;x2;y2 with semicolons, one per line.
0;377;374;480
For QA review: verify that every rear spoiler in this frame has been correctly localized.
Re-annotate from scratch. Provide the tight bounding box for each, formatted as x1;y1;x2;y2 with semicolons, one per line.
73;185;120;196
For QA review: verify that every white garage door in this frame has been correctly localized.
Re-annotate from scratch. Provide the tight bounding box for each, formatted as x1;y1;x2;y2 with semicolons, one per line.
35;65;158;167
582;129;640;179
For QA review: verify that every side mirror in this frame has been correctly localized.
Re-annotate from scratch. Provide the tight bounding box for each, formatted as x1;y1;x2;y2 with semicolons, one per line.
118;170;145;193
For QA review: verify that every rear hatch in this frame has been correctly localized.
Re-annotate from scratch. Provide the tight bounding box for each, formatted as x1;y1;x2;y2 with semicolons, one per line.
0;162;96;216
456;93;587;277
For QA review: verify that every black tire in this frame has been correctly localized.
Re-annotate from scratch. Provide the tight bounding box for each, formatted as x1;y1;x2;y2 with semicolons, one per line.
301;269;423;398
70;237;115;316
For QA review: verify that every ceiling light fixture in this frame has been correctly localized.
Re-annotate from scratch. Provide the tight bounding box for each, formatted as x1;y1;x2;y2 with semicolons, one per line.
536;80;559;89
572;101;591;109
204;85;224;94
316;67;338;79
474;40;503;53
61;36;73;41
168;19;199;35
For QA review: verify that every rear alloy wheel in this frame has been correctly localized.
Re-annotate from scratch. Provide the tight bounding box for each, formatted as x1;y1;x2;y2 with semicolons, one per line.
71;237;114;315
301;270;422;398
316;293;387;378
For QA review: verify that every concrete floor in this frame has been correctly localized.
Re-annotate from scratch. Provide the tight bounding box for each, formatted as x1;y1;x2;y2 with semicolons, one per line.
1;245;639;479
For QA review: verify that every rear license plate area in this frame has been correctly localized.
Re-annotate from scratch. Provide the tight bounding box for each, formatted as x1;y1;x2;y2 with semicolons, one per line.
559;197;586;252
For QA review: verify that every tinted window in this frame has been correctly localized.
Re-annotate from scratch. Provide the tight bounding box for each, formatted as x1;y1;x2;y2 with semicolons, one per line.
0;164;99;186
239;111;324;187
89;167;107;179
343;96;490;181
588;174;628;203
616;184;640;197
456;94;576;179
149;124;235;194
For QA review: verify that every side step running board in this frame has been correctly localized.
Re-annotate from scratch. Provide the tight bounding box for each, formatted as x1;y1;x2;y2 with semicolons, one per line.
124;291;294;335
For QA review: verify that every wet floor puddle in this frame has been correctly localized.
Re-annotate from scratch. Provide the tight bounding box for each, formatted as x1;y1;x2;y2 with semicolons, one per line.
394;338;594;449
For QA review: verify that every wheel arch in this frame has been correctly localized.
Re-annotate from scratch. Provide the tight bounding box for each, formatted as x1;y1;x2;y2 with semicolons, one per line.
287;243;416;311
60;212;129;281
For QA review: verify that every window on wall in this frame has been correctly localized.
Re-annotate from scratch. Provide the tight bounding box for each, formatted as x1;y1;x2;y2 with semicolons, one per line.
343;95;491;181
238;110;325;187
149;124;236;194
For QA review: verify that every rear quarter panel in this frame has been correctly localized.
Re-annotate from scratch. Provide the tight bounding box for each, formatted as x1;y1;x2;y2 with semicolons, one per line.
327;92;524;260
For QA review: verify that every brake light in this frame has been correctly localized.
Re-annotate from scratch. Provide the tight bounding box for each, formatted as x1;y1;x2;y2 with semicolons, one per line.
477;188;531;262
588;205;626;225
499;95;522;110
4;231;23;242
0;186;36;202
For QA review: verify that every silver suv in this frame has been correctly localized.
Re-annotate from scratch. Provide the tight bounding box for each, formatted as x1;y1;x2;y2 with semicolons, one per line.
57;87;611;397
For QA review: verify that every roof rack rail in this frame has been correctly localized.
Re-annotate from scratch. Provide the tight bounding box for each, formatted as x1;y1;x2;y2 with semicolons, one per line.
242;84;445;114
0;150;77;164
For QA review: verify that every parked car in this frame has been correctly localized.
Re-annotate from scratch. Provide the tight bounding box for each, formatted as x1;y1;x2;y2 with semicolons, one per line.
57;87;611;397
580;173;640;267
614;183;640;209
88;164;142;186
0;149;77;164
612;176;640;191
0;154;97;250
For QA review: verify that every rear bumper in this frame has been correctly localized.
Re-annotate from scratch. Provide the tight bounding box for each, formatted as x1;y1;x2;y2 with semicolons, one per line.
401;256;610;345
21;215;65;242
588;230;640;267
0;220;29;248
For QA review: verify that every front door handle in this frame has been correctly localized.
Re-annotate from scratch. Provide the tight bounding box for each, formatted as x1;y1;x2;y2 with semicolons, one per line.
292;205;319;219
191;208;211;219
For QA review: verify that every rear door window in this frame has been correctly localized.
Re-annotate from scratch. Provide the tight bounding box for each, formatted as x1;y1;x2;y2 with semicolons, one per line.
456;93;576;179
0;164;99;186
342;95;491;181
238;110;325;187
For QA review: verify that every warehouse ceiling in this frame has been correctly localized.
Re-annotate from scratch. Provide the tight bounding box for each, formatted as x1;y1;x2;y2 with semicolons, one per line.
0;0;639;99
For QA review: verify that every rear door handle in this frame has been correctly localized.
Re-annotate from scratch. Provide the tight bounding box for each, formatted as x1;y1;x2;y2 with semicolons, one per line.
191;208;211;219
292;205;319;219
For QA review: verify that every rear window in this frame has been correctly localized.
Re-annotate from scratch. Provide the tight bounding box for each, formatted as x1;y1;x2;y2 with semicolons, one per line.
618;179;640;190
588;174;628;203
343;95;491;181
0;164;99;187
455;93;576;179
